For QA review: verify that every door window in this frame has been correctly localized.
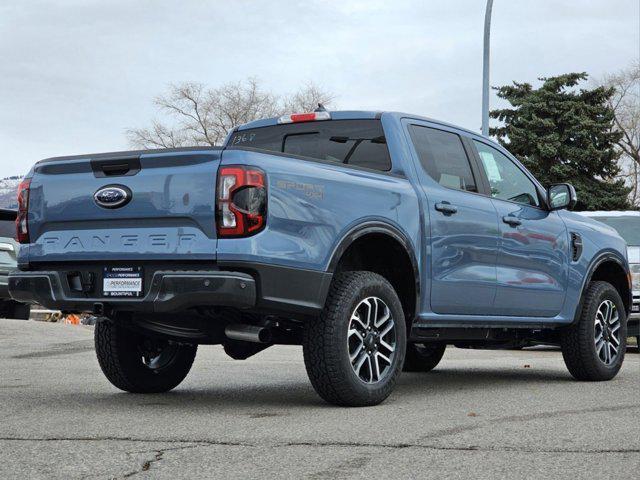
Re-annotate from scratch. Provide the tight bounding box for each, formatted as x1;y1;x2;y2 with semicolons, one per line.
474;140;540;207
409;125;477;193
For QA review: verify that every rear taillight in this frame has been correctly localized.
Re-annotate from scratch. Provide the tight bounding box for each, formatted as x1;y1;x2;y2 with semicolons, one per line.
216;166;266;237
16;178;31;243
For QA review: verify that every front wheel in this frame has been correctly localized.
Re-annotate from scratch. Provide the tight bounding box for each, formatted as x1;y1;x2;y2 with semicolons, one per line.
95;319;197;393
561;281;627;381
303;271;407;407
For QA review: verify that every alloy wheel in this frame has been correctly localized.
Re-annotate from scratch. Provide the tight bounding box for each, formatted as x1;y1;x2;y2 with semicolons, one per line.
347;296;397;384
594;299;621;366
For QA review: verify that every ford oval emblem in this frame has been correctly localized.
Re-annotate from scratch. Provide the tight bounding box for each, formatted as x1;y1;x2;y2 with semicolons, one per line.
94;185;132;209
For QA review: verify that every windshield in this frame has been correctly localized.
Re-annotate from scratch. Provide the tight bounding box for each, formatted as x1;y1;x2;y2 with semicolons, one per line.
228;119;391;172
593;216;640;245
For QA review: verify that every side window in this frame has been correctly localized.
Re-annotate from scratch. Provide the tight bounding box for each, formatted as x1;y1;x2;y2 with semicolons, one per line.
233;120;391;172
408;125;477;193
473;140;540;207
283;130;391;171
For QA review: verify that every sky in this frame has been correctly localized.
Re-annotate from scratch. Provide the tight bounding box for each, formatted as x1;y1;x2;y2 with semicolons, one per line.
0;0;638;177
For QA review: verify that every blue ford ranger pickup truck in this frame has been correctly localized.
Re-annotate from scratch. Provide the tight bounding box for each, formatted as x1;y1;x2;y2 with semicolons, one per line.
9;110;631;406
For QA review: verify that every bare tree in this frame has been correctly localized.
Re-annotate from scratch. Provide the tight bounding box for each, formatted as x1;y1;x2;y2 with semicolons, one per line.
282;81;335;113
127;79;335;149
618;158;639;206
127;121;190;149
603;63;640;207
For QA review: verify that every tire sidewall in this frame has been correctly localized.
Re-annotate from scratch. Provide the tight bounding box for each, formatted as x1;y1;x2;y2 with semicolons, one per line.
410;343;445;359
95;320;197;393
0;300;30;320
404;342;446;372
12;303;31;320
333;276;407;400
583;284;627;376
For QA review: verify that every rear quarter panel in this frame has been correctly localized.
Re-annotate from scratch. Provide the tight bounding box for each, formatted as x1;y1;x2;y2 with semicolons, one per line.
216;148;420;272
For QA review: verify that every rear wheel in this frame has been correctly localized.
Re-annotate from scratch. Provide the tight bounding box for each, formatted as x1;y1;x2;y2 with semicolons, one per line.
303;271;406;407
403;343;446;372
95;319;197;393
0;300;30;320
561;281;627;381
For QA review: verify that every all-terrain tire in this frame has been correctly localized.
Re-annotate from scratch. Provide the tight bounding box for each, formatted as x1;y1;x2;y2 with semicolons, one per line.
95;319;197;393
561;281;627;381
0;300;30;320
303;271;407;407
403;343;446;372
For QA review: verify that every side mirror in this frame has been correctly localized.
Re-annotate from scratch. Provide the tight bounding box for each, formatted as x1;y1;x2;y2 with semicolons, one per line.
548;183;577;211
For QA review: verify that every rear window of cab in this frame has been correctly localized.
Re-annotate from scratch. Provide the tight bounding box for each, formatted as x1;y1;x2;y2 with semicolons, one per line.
228;119;391;172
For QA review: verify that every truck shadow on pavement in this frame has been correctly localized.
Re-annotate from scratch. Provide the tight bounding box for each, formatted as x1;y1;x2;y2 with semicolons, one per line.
48;367;579;410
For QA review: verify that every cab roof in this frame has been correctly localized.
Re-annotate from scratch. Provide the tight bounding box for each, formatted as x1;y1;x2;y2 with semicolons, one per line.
236;110;382;130
235;110;486;141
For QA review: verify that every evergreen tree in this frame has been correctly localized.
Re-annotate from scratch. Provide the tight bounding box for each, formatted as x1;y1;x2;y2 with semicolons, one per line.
490;73;630;211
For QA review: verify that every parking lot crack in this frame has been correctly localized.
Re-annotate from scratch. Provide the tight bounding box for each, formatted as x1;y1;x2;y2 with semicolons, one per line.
418;403;640;443
121;444;204;478
488;403;640;424
1;436;638;456
280;440;640;454
0;436;254;447
121;449;163;478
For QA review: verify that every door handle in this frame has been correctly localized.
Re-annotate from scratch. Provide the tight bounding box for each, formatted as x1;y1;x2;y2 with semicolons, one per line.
502;215;522;227
435;202;458;215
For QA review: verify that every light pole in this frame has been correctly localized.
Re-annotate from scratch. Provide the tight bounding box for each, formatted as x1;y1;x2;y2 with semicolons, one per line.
482;0;494;137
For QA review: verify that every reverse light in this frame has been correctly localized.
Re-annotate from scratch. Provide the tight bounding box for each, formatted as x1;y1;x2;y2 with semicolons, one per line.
277;111;331;124
16;178;31;243
216;166;266;237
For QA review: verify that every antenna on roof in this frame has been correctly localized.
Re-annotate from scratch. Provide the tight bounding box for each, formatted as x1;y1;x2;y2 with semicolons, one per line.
314;103;327;112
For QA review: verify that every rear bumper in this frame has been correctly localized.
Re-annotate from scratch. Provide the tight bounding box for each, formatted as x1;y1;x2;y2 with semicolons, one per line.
9;270;256;313
8;262;333;317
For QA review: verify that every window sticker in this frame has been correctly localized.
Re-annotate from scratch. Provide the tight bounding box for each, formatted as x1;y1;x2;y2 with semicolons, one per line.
479;151;502;182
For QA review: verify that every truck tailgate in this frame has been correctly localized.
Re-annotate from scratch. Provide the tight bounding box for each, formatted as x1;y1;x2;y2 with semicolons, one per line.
25;149;221;263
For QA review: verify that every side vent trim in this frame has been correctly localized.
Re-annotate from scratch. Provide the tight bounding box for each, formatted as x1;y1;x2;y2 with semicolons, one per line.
571;233;583;262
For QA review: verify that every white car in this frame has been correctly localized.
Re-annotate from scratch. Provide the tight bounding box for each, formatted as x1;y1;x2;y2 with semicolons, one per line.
580;211;640;343
0;209;30;319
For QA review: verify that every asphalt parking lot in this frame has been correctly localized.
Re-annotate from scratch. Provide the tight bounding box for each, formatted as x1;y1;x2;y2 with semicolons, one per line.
0;319;638;479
